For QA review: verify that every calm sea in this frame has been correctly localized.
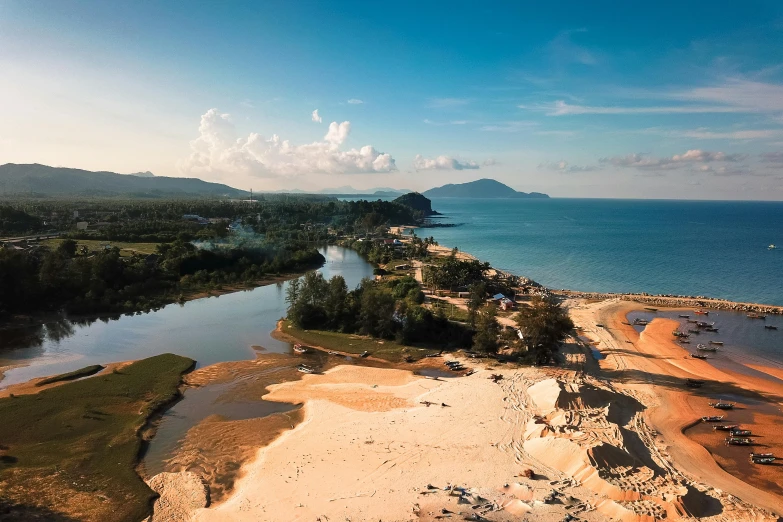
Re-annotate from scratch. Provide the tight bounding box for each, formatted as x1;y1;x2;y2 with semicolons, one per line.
424;198;783;306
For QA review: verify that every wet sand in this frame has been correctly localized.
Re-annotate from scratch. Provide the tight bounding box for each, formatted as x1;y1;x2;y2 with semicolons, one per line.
570;298;783;516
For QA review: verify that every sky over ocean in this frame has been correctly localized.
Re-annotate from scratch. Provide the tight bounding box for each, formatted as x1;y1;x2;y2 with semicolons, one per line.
2;1;783;199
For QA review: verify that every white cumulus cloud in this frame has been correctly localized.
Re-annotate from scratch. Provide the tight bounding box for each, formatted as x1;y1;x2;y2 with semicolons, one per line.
311;109;322;123
413;154;480;171
347;98;364;104
180;108;396;178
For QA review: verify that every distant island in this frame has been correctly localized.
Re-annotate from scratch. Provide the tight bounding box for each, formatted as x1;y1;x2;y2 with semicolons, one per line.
422;178;549;199
393;192;438;215
0;163;246;198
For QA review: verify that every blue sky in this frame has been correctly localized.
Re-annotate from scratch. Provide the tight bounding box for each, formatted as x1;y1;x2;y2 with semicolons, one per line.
1;0;783;199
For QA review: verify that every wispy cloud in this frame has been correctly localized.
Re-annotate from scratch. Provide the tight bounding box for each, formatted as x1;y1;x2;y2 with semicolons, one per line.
672;79;783;113
311;109;322;123
347;98;364;104
600;149;748;172
549;29;597;66
538;160;600;173
413;154;479;171
630;127;783;141
539;100;749;116
479;120;538;132
427;97;470;108
423;119;472;126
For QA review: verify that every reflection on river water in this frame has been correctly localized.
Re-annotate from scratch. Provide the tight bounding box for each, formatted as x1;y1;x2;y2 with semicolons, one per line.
0;246;374;388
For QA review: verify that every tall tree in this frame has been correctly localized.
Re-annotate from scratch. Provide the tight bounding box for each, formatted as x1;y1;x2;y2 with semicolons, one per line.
472;304;500;353
514;296;574;364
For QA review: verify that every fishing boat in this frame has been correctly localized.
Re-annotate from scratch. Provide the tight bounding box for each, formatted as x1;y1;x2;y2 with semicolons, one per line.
696;321;714;328
293;344;309;354
685;378;705;388
705;327;719;332
764;325;778;330
360;350;370;358
750;452;774;458
679;314;691;318
770;244;777;250
747;312;766;319
633;318;649;326
713;424;739;431
701;415;724;422
327;350;342;356
672;330;689;338
752;456;776;464
688;329;700;334
686;319;698;324
694;310;709;315
709;341;724;346
679;339;691;344
726;437;752;446
697;344;717;352
645;307;658;312
731;429;752;436
297;364;316;374
691;353;708;359
709;401;735;410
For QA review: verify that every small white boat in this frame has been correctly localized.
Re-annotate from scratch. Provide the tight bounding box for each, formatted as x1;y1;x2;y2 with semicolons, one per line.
293;344;309;354
697;343;717;352
769;244;777;250
297;364;316;374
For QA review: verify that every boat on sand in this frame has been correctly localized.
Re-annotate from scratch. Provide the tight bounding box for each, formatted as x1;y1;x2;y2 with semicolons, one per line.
709;401;735;410
701;415;724;422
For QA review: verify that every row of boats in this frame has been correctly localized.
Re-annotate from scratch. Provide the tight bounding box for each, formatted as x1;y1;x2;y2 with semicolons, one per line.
700;403;776;464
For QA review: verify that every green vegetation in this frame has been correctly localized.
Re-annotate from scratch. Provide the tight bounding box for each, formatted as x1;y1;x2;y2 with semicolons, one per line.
281;320;439;362
35;364;104;386
514;296;574;364
392;192;436;215
286;272;472;350
42;239;160;257
422;254;491;291
0;237;324;318
347;235;436;265
0;205;42;236
0;354;194;522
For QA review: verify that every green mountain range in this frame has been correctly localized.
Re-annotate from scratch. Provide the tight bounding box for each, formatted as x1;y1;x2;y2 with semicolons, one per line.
0;164;247;198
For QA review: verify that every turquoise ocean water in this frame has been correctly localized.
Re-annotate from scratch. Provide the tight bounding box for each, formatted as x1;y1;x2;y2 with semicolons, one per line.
424;199;783;306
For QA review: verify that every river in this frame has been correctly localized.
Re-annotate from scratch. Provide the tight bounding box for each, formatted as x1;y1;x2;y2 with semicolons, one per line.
0;246;374;388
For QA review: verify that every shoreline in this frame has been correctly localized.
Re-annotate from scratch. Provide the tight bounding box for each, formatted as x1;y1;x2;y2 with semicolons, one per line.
571;298;783;515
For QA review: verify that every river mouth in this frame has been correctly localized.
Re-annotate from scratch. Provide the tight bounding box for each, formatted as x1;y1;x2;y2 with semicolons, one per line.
683;393;783;497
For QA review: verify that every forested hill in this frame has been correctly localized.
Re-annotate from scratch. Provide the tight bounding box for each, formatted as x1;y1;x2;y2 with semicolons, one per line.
422;179;549;199
0;164;247;198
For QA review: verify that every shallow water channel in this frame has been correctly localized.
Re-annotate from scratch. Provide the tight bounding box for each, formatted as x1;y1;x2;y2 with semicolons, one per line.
0;246;375;474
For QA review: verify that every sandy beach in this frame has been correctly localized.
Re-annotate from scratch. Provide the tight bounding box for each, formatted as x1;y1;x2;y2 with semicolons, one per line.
139;240;783;522
143;321;783;521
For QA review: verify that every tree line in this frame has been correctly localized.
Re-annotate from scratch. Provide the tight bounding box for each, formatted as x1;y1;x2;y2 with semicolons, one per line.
286;273;472;348
0;239;324;318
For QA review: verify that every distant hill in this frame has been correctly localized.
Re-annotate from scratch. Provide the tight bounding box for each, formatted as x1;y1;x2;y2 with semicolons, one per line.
393;192;437;215
422;178;549;199
0;164;247;198
127;171;155;178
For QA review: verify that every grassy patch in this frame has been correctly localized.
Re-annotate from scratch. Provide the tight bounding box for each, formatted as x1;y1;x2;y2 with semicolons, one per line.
281;320;440;362
0;353;194;522
41;239;161;257
35;365;105;386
